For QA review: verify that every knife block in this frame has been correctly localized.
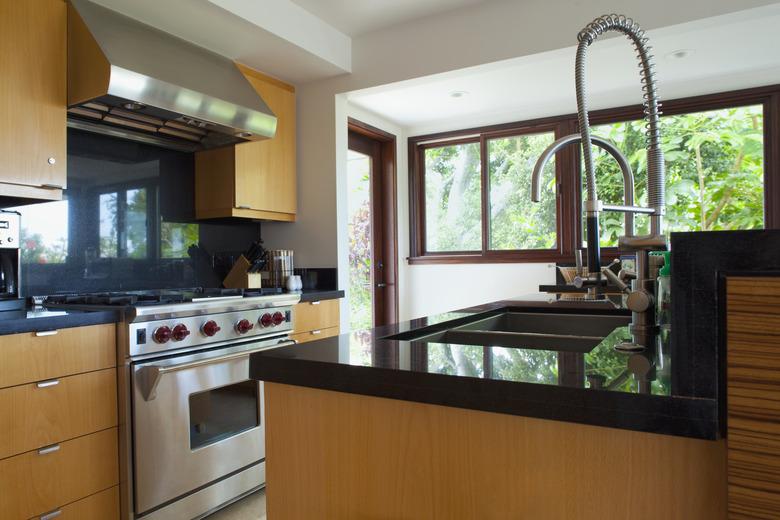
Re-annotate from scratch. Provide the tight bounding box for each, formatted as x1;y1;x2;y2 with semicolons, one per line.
223;255;263;289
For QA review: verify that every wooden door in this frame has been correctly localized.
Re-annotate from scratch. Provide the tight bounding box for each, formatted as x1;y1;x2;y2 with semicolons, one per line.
348;120;398;327
235;65;296;217
0;0;66;192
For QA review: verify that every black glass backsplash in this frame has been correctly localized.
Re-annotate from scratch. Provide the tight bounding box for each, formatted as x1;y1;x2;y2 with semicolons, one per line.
9;129;261;296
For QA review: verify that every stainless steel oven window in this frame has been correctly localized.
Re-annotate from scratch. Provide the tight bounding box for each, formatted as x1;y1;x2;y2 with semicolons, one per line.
189;380;260;450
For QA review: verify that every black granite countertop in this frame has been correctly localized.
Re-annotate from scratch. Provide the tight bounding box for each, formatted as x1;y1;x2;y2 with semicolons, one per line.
0;306;120;336
298;289;344;302
251;293;718;439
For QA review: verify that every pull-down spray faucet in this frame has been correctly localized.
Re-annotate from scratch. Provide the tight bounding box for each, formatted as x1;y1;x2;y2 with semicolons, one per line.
531;14;668;351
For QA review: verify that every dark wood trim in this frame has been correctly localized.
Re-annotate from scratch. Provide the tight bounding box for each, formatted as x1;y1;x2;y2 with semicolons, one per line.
348;119;399;325
408;84;780;264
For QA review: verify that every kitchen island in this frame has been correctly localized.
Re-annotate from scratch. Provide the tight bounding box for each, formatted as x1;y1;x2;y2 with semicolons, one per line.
250;230;780;519
250;295;726;519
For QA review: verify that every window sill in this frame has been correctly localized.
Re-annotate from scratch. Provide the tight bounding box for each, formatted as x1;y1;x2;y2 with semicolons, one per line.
407;251;567;265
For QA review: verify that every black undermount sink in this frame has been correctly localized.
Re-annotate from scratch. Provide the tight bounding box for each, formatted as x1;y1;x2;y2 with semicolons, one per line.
388;312;631;353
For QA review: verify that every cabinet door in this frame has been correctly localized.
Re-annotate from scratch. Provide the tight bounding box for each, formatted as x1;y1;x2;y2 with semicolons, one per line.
727;276;780;518
0;0;67;192
235;67;296;216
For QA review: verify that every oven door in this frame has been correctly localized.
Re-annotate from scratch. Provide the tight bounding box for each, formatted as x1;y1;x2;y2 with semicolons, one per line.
131;336;292;515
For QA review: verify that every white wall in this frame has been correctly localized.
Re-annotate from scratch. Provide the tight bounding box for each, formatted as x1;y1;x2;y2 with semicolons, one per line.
261;0;778;325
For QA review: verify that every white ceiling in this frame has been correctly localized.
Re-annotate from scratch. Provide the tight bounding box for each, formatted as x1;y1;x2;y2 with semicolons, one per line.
347;5;780;134
289;0;496;36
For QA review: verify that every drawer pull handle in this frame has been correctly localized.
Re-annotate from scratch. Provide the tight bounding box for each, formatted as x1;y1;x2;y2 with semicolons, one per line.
38;444;60;455
310;301;321;305
40;510;62;520
311;329;322;335
36;379;60;388
35;330;59;337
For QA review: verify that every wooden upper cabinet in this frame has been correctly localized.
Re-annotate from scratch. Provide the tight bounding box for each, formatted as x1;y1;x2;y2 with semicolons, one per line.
195;65;296;222
0;0;66;202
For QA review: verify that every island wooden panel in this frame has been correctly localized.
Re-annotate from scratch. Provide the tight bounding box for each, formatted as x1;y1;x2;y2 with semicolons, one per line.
0;368;117;459
265;382;726;519
727;276;780;519
0;427;119;519
0;323;116;389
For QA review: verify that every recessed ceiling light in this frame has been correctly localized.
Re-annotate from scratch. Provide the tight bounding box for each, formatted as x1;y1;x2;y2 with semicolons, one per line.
665;49;693;60
449;90;469;99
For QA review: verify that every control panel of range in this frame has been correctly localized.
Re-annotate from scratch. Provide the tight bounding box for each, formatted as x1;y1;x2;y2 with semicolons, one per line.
128;305;294;357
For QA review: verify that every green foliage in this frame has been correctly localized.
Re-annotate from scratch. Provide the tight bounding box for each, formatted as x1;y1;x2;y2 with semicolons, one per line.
488;133;557;250
424;143;482;251
21;233;66;264
587;105;764;246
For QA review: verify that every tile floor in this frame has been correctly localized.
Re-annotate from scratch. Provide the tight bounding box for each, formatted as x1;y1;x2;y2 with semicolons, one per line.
205;489;266;520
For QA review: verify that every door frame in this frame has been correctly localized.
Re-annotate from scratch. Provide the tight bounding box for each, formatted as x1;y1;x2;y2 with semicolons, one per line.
347;118;399;326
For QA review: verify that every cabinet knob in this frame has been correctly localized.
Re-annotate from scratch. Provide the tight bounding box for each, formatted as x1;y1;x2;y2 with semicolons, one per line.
47;157;56;165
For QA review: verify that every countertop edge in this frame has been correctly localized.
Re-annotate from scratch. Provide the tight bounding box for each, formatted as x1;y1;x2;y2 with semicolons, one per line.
0;309;121;336
251;356;719;440
298;290;345;302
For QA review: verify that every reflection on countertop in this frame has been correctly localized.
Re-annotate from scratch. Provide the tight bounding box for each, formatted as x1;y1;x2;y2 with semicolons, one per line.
251;293;715;439
0;306;120;335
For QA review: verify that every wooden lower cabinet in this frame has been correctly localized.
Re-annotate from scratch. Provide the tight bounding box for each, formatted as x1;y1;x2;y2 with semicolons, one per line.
292;299;340;343
0;428;119;519
0;324;116;389
28;486;119;520
0;323;119;520
0;368;117;459
289;325;339;344
727;276;780;518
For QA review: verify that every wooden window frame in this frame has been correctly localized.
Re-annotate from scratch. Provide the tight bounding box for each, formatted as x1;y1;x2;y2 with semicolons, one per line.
408;84;780;264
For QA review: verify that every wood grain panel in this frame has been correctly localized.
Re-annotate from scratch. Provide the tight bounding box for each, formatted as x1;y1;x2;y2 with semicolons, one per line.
194;146;236;219
289;325;339;344
235;64;296;217
29;486;120;520
265;382;727;520
0;324;116;389
727;276;780;519
0;0;67;192
0;428;119;519
292;300;340;334
0;368;117;459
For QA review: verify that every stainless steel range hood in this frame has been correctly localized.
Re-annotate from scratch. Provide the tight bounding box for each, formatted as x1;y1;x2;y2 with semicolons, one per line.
67;0;277;151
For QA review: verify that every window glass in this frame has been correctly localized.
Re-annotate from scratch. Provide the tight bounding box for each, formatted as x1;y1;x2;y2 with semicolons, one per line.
488;132;556;250
189;381;259;449
583;105;764;247
424;142;482;252
9;200;69;264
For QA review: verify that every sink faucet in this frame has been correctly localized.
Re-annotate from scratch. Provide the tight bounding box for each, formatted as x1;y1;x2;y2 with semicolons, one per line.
532;14;668;351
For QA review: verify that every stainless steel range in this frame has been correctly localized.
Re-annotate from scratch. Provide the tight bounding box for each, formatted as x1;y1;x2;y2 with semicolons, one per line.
46;288;300;519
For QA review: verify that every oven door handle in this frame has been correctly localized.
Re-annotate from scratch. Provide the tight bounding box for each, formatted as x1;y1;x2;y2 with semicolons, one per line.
136;339;296;401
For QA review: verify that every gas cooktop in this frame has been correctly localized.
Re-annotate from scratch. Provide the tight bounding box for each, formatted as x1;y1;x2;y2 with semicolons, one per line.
43;287;283;307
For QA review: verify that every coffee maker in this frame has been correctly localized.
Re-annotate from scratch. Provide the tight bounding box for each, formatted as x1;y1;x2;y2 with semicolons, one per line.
0;210;22;311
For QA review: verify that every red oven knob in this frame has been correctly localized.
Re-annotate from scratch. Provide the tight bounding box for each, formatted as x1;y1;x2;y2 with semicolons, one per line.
260;313;273;328
153;326;172;344
172;324;191;341
202;320;221;337
236;319;254;334
272;311;285;326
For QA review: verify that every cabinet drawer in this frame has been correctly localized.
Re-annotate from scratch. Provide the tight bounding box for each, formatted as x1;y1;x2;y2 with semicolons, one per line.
0;427;118;519
0;324;116;389
29;486;119;520
293;300;340;333
290;326;340;344
0;368;117;459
